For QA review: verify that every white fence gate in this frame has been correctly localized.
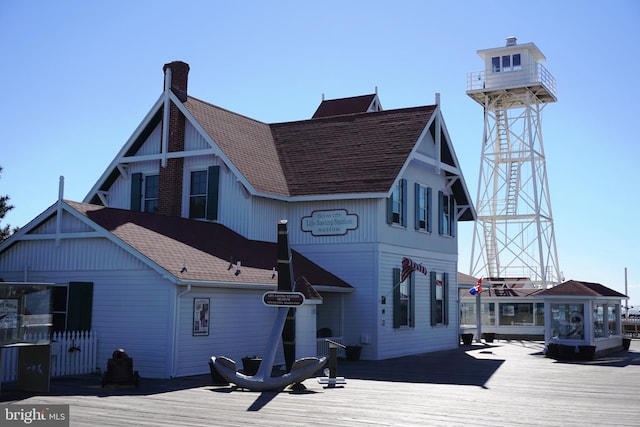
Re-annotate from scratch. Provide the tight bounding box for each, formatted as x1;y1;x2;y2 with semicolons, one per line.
1;331;97;383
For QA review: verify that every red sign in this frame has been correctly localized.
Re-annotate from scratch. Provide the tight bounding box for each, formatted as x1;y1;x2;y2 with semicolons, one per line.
262;291;305;307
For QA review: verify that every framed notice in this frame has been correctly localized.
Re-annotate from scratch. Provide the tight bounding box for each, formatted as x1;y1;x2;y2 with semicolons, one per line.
193;298;210;336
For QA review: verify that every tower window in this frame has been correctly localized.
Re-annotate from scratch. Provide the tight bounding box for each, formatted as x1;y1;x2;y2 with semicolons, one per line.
491;54;521;73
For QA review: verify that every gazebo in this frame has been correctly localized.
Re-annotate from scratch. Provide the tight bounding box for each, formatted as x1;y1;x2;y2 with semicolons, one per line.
538;280;628;360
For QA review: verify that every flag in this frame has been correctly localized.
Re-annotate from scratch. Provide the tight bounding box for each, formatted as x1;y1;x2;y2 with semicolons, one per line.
469;278;483;295
401;257;428;282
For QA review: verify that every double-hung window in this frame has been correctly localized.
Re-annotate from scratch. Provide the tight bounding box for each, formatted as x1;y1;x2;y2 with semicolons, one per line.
430;272;449;325
189;170;208;219
415;184;432;232
387;179;407;227
438;191;455;237
188;166;220;220
131;173;159;213
143;174;159;213
393;267;414;328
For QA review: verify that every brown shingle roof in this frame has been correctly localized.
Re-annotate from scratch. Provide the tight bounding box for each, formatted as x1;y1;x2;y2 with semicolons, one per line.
538;280;627;297
185;96;435;197
312;94;377;118
184;96;290;196
65;200;351;290
272;106;436;196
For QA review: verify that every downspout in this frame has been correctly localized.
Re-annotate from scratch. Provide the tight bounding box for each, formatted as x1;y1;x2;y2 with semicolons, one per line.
171;283;191;377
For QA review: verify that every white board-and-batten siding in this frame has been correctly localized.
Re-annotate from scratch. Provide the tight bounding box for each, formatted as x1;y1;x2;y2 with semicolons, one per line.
0;241;176;379
378;249;459;359
174;287;285;378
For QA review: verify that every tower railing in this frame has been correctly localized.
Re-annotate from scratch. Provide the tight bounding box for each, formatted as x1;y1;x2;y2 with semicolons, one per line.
467;63;557;100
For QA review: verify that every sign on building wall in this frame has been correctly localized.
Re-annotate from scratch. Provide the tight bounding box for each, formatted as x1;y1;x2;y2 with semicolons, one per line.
301;209;358;236
193;298;210;336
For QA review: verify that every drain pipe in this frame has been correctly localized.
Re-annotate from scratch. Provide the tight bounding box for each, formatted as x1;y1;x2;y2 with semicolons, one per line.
171;283;191;377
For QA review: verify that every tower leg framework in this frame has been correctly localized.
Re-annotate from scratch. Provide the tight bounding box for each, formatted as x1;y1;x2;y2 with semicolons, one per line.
469;90;561;287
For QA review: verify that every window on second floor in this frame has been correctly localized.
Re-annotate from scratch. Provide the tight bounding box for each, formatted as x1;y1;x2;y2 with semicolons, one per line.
415;183;432;232
438;191;456;237
189;170;208;219
188;166;220;221
387;179;407;227
130;173;158;213
143;174;159;213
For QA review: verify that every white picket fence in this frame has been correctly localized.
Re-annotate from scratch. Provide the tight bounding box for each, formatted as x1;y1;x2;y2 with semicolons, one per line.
1;331;97;383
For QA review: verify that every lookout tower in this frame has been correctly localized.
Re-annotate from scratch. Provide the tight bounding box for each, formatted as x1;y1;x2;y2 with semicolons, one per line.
466;36;561;288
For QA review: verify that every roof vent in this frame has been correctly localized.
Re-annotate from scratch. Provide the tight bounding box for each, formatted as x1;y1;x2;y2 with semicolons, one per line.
506;36;517;47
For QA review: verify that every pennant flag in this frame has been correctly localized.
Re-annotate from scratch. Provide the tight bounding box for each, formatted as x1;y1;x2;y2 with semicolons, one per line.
401;257;428;282
469;278;483;295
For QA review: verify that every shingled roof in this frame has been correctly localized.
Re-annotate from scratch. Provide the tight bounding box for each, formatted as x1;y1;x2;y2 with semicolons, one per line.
65;200;351;290
184;97;290;196
538;280;627;298
183;96;436;197
272;106;436;196
311;94;378;118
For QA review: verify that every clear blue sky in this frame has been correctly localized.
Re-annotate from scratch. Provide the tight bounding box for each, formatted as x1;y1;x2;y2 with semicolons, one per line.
1;1;639;303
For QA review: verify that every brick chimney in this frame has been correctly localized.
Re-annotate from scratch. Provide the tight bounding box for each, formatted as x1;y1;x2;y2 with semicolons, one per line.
158;61;189;217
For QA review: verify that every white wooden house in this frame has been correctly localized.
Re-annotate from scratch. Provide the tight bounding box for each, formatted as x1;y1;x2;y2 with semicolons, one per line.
0;61;475;378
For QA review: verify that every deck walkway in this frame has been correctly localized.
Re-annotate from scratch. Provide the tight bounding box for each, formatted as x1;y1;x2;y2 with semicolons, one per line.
2;339;639;426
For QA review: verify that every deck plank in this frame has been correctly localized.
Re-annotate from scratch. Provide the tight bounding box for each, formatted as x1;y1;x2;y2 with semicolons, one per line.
2;340;639;426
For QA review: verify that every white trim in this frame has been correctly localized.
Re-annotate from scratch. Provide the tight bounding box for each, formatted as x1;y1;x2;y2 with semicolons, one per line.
83;95;164;203
161;69;171;168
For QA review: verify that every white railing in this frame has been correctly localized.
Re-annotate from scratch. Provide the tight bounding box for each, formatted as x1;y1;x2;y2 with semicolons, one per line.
1;331;97;383
317;337;344;357
467;63;557;99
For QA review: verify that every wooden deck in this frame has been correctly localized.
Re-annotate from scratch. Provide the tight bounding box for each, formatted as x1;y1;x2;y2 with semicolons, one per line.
2;339;640;426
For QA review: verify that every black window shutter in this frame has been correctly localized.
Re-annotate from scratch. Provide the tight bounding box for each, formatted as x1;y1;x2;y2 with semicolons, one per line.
426;187;432;233
414;183;421;230
393;268;401;329
450;196;456;237
131;173;142;211
438;190;444;235
386;192;394;224
401;179;407;227
409;274;415;328
67;282;93;331
430;271;437;326
206;166;220;221
443;272;449;325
